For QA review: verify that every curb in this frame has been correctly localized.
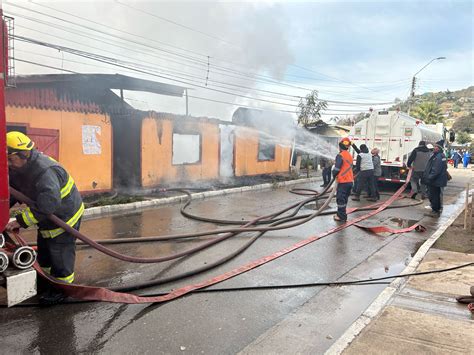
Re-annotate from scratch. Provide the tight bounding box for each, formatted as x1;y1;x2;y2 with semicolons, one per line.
83;176;322;219
325;190;471;355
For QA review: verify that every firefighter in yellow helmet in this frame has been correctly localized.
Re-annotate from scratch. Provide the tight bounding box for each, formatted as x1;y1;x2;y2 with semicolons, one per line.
5;131;84;305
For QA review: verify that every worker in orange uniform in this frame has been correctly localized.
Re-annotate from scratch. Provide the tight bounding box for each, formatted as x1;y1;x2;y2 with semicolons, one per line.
332;137;354;222
4;131;84;305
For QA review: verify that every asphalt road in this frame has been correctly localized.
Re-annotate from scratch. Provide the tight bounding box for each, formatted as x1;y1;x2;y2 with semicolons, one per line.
1;169;471;354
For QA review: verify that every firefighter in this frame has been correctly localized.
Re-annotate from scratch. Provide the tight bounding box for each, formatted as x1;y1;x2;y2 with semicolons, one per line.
332;137;354;222
4;131;84;305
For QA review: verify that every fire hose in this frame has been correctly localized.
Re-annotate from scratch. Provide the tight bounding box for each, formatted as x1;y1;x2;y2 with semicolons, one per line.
9;182;339;264
0;246;36;270
5;169;435;305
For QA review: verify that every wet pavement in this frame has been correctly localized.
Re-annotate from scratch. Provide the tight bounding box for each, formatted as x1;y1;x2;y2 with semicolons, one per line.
1;170;472;354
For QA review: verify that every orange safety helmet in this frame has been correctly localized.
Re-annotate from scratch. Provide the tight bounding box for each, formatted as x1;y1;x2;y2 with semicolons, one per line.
340;137;351;147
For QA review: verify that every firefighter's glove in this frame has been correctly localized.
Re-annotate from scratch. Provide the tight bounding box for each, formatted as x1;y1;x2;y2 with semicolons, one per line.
5;220;21;232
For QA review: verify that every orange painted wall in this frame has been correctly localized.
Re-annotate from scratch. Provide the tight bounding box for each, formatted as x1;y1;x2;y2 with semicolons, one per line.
234;127;291;176
6;106;113;193
141;116;219;187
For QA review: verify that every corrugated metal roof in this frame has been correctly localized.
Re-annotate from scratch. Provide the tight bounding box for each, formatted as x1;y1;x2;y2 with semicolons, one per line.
6;87;102;113
15;73;186;97
6;73;186;114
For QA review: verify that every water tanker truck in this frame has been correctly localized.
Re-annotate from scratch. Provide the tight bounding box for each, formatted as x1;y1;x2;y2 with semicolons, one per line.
349;110;453;183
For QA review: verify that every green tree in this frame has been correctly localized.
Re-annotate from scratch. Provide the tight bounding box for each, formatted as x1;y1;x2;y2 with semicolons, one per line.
456;131;472;145
411;102;444;124
296;90;328;177
297;90;328;127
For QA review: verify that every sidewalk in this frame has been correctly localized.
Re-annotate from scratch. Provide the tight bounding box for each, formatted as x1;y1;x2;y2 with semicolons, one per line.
330;189;474;354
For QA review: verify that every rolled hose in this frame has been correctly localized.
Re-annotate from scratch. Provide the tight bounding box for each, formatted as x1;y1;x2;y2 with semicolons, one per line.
0;250;9;273
10;246;37;270
0;246;36;270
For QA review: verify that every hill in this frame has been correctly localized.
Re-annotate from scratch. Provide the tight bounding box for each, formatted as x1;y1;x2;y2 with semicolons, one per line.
390;86;473;129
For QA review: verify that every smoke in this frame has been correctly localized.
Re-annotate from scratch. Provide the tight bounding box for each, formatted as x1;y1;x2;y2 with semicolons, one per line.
9;1;295;119
233;109;339;159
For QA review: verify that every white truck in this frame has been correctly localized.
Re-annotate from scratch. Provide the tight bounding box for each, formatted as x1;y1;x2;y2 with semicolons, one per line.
349;110;450;183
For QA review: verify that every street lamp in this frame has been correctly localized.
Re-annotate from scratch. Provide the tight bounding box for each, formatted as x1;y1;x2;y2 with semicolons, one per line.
408;56;446;114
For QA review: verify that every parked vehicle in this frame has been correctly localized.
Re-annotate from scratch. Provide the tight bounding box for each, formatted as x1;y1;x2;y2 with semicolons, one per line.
349;110;452;182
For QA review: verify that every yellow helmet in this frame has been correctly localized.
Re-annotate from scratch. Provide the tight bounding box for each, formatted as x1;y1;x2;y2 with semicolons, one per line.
6;131;35;153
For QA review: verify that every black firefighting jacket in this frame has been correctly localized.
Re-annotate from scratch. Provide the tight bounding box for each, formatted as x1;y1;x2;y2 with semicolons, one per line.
9;149;83;238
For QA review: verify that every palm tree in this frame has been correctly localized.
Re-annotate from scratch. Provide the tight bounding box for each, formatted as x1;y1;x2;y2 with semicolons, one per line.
411;102;444;124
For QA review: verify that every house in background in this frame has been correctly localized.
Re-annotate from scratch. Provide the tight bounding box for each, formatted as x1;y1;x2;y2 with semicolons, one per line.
231;108;293;176
5;74;185;193
5;73;296;194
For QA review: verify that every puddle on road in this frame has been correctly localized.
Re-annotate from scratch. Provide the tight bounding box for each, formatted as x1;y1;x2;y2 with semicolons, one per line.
388;217;419;228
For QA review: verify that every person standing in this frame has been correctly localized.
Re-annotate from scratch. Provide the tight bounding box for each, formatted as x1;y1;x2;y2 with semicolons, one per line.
371;148;382;200
332;137;354;222
452;150;462;168
423;140;448;217
5;131;84;305
319;157;333;187
351;144;377;202
463;150;471;169
407;141;431;200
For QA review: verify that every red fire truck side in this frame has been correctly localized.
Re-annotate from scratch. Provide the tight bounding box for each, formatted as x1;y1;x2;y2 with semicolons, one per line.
0;5;9;233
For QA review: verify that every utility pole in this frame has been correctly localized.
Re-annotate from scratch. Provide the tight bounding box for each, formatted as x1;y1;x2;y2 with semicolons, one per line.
407;57;446;115
407;77;416;115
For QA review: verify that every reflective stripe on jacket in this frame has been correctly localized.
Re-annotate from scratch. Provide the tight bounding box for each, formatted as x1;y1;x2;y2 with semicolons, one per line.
10;150;83;235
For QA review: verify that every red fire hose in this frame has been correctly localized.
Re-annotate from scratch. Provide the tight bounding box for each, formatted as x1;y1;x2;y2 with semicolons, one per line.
8;170;419;304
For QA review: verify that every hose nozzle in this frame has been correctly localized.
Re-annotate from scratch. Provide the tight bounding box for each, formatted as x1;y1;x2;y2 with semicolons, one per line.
10;246;37;270
0;250;9;273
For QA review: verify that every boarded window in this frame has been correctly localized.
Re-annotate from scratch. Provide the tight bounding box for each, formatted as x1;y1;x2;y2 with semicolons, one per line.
258;134;276;161
172;133;201;165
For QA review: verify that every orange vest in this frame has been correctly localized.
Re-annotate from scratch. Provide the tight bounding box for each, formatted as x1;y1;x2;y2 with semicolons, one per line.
337;150;354;183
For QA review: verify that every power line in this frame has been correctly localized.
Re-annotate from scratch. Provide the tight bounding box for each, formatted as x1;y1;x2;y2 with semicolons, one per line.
14;32;396;107
13;57;366;116
5;2;209;62
14;58;77;73
8;1;403;100
12;37;305;109
110;0;407;96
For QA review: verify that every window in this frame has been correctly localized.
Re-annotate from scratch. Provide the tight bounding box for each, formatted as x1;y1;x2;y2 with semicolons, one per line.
172;133;201;165
258;133;275;161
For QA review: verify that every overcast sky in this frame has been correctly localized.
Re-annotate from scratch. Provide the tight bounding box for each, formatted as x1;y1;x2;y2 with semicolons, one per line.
3;0;473;121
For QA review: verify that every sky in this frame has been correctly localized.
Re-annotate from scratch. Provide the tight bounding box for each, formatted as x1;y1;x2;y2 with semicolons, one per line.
3;0;473;121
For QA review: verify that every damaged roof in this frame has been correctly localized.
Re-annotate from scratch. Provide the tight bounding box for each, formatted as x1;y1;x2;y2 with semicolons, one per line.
14;73;186;97
6;73;186;114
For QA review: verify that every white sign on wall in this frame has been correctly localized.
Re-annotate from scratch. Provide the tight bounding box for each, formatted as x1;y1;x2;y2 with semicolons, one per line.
82;125;102;155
